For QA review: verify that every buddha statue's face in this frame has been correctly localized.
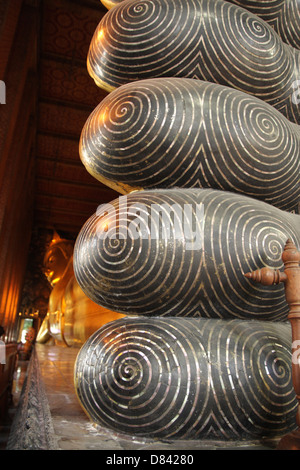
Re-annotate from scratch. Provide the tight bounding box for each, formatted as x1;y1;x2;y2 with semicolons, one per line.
43;243;72;286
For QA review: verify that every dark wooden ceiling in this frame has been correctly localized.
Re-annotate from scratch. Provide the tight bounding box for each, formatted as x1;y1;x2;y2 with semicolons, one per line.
34;0;118;238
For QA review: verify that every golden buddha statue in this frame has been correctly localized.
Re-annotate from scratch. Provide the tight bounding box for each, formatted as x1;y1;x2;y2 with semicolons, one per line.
36;232;124;347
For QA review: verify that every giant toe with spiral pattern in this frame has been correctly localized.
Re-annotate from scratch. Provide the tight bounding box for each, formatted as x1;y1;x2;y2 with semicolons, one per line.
80;78;300;212
73;188;300;321
74;317;298;440
88;0;300;124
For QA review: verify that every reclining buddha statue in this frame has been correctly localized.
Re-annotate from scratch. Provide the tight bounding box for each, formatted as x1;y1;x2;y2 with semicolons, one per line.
36;232;124;347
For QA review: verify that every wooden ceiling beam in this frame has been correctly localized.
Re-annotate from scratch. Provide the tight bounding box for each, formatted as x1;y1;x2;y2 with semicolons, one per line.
36;175;117;195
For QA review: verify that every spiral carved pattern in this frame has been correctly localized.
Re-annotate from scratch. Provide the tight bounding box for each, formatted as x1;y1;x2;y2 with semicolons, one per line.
88;0;300;124
229;0;300;50
80;78;300;211
73;188;300;321
99;0;300;51
74;317;297;439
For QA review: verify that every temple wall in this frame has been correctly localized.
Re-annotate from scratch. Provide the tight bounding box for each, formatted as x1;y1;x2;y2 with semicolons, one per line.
0;0;38;342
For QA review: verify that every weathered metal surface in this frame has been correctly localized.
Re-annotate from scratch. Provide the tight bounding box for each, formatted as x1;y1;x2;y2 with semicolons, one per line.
73;188;300;321
230;0;300;50
88;0;300;124
80;78;300;212
100;0;300;52
74;317;298;440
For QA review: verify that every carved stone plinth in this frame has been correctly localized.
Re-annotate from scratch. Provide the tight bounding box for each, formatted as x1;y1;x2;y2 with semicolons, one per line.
7;348;58;450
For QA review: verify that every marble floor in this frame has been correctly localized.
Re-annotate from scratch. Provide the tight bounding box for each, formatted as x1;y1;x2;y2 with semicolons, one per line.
2;343;284;451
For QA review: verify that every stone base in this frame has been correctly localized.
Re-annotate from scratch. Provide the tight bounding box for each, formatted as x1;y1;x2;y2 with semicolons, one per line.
6;344;280;450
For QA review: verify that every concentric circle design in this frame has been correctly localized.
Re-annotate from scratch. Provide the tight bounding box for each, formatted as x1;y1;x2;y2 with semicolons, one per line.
73;188;300;321
88;0;300;123
74;317;297;439
80;78;300;211
229;0;300;50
